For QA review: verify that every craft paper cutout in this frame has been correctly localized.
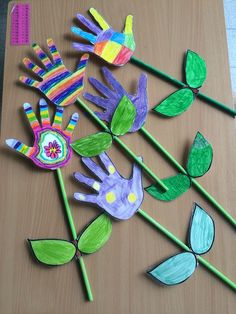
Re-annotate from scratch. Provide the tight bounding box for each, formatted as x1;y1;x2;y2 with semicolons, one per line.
5;99;79;170
29;239;76;266
71;95;136;157
147;203;215;286
84;67;148;132
78;213;112;254
71;8;135;66
188;204;215;255
19;38;89;107
74;152;143;220
145;174;191;201
186;132;213;178
145;132;213;201
153;50;207;117
29;214;112;266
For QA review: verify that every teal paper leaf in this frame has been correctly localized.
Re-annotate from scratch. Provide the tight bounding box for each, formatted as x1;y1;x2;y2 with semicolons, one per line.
78;214;112;254
145;174;191;201
188;203;215;255
185;50;207;89
148;252;197;286
153;88;194;117
71;132;113;157
28;239;76;266
186;132;213;178
110;95;136;136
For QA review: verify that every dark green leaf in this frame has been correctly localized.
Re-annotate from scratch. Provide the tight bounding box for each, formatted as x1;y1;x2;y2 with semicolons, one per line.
71;132;113;157
186;132;213;178
145;174;191;201
185;50;207;89
28;239;76;266
78;214;112;254
153;88;194;117
110;95;136;135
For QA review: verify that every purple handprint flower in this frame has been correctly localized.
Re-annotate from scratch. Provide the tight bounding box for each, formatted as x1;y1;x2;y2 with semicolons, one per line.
5;99;79;170
84;67;148;132
74;152;144;220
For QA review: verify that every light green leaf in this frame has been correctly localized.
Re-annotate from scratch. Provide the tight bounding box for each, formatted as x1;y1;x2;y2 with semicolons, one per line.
78;214;112;254
186;132;213;178
71;132;113;157
28;239;76;266
145;174;191;201
185;50;207;89
153;88;194;117
110;95;136;135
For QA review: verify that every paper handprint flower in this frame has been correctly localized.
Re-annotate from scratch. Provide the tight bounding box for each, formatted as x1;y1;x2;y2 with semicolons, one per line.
74;152;143;220
71;8;135;66
5;99;79;170
84;67;148;132
19;38;89;107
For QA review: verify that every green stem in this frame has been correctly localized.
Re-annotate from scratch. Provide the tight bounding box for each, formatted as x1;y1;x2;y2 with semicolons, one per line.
130;56;236;117
56;168;93;301
139;127;236;227
76;97;168;191
137;209;236;291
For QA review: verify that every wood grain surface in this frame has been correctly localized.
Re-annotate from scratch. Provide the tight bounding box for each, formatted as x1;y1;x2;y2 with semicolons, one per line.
0;1;235;313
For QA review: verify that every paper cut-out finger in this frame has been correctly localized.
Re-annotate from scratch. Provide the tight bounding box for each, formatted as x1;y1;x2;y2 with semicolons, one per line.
82;157;107;181
23;57;46;77
32;43;53;69
39;98;50;127
64;113;79;138
74;192;97;204
88;77;114;98
71;27;97;44
83;93;110;109
19;75;38;87
23;103;40;131
52;107;64;130
5;139;35;157
102;67;127;96
76;53;90;70
98;152;117;176
136;74;147;99
72;42;94;53
89;8;110;30
124;15;133;34
74;172;101;192
76;13;101;34
47;38;63;65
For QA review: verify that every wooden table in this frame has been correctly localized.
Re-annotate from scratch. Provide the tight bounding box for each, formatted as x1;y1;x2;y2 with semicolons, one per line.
0;1;235;313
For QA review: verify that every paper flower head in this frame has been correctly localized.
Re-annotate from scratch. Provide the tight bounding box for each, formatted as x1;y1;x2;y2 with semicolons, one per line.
71;8;135;66
19;38;89;107
6;99;79;170
84;67;148;132
74;152;143;220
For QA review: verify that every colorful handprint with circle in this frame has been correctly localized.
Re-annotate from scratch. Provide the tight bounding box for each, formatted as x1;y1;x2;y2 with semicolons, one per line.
6;99;79;170
74;152;143;220
71;8;135;66
84;67;148;132
19;38;89;107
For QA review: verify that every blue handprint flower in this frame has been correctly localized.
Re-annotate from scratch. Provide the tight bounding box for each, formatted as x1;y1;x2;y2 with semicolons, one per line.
74;152;144;220
71;8;135;66
84;67;148;132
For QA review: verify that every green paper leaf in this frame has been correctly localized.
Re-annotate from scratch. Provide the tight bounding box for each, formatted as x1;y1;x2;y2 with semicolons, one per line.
186;132;213;178
145;174;191;201
185;50;207;89
28;239;76;266
110;95;136;135
78;214;112;254
71;132;113;157
153;88;194;117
